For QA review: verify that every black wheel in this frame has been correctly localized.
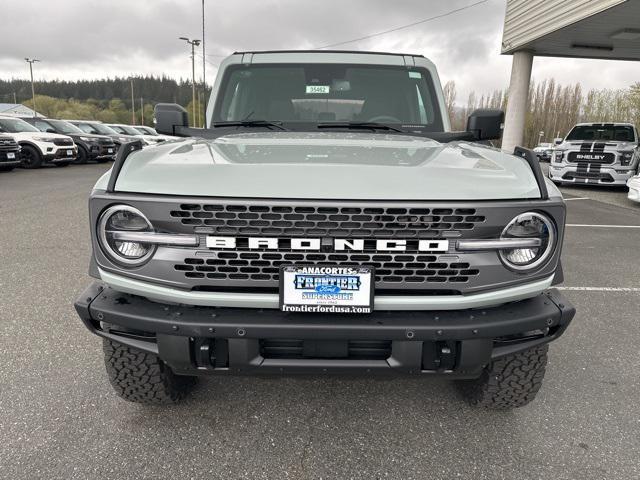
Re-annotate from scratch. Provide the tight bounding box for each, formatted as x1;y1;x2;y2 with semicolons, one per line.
457;344;548;409
103;338;197;404
20;145;43;169
55;161;70;167
75;145;88;164
0;164;15;172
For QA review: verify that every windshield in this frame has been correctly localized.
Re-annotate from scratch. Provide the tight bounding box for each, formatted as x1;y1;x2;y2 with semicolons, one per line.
110;125;140;135
212;64;443;131
75;122;117;135
48;119;83;134
0;117;40;133
135;126;156;135
566;125;636;142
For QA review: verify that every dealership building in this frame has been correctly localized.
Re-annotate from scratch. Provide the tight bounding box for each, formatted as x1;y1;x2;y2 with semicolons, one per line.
501;0;640;151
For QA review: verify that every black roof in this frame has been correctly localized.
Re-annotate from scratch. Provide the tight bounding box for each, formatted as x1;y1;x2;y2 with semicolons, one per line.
231;49;425;58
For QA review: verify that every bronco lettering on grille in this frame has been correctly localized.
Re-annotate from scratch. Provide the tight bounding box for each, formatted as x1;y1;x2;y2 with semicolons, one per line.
205;236;450;252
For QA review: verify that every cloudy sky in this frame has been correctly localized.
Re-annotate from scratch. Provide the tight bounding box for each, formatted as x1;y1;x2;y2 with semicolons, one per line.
1;0;639;103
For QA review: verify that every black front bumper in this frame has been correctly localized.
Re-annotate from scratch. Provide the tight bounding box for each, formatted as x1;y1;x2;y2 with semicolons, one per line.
75;283;575;378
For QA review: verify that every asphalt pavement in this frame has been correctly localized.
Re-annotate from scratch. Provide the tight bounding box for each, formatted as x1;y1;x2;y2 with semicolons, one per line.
1;164;639;479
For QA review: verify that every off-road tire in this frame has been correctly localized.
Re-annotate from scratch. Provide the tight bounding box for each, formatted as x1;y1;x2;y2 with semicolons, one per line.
457;344;548;409
103;339;197;405
20;145;43;169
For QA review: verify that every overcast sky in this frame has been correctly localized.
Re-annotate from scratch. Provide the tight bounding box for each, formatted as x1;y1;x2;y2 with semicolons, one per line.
1;0;639;103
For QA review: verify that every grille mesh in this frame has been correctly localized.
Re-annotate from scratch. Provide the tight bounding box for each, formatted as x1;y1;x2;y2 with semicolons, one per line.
175;251;480;285
170;204;485;238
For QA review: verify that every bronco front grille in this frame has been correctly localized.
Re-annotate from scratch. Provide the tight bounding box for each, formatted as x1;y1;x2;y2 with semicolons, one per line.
174;251;480;285
170;204;486;238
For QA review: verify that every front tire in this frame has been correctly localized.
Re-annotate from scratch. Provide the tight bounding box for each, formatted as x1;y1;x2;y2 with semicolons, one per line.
103;339;197;405
20;145;43;169
457;344;548;409
75;145;88;164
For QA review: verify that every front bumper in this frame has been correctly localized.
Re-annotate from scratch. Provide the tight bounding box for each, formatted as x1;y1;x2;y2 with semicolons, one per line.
89;144;117;159
75;282;575;378
43;146;78;162
549;164;634;186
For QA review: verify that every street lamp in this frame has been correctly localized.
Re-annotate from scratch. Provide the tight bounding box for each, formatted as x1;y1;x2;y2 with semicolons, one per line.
179;37;201;126
129;77;136;125
25;58;40;116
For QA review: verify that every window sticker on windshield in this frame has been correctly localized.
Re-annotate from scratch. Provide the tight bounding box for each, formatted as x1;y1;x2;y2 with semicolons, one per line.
409;71;422;79
306;85;330;94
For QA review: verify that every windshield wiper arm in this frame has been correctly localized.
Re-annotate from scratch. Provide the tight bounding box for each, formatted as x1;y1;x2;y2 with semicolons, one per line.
316;122;405;133
212;120;288;131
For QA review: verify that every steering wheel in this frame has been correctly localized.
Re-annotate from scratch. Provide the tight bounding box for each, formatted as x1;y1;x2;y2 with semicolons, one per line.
366;115;402;124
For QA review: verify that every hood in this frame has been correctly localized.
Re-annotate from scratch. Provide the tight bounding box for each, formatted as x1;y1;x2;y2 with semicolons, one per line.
107;132;541;201
12;131;73;141
561;139;635;149
72;133;111;141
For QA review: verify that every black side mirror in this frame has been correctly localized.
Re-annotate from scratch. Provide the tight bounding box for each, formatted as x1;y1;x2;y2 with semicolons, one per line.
46;128;56;133
554;137;564;145
154;103;189;136
466;109;504;141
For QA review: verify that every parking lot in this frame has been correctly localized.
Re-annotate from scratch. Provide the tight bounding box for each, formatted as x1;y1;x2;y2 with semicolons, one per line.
1;164;639;480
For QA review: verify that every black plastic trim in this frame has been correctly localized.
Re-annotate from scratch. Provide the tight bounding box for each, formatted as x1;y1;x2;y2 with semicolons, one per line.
106;140;144;193
514;146;549;200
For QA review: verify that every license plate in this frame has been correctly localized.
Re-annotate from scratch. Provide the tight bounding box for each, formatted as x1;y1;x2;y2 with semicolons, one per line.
108;148;114;153
67;149;73;156
280;265;373;314
7;152;15;159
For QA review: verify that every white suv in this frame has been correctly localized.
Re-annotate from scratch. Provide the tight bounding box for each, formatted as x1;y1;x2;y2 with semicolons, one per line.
0;116;78;168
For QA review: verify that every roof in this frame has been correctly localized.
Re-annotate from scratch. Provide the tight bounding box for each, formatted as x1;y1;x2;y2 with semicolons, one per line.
0;103;43;117
502;0;640;61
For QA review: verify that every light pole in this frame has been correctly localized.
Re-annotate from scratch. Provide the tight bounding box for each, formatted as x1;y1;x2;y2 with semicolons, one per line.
25;58;40;116
202;0;206;127
129;77;136;125
179;37;201;126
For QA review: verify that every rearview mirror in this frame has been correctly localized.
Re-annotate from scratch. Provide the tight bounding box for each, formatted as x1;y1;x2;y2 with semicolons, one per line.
154;103;189;136
466;109;504;141
554;137;564;145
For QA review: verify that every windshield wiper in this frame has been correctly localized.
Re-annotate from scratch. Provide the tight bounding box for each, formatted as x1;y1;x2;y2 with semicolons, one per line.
316;122;406;133
212;120;288;131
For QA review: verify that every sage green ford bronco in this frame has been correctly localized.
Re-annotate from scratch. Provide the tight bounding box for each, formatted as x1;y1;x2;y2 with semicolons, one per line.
75;50;575;408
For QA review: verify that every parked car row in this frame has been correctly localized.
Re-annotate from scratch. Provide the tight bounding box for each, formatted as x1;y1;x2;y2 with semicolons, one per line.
0;115;177;172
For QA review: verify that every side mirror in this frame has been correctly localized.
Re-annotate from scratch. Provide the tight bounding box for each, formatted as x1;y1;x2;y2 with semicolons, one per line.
466;109;504;141
46;128;56;133
154;103;189;136
554;137;564;145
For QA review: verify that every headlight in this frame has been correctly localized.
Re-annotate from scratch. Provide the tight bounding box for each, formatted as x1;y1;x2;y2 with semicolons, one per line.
554;150;564;162
33;137;55;143
499;212;556;271
79;136;96;142
97;205;155;267
117;136;129;143
620;151;634;166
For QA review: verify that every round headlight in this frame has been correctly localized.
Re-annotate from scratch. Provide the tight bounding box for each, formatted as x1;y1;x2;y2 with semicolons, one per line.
499;212;556;271
98;205;155;266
